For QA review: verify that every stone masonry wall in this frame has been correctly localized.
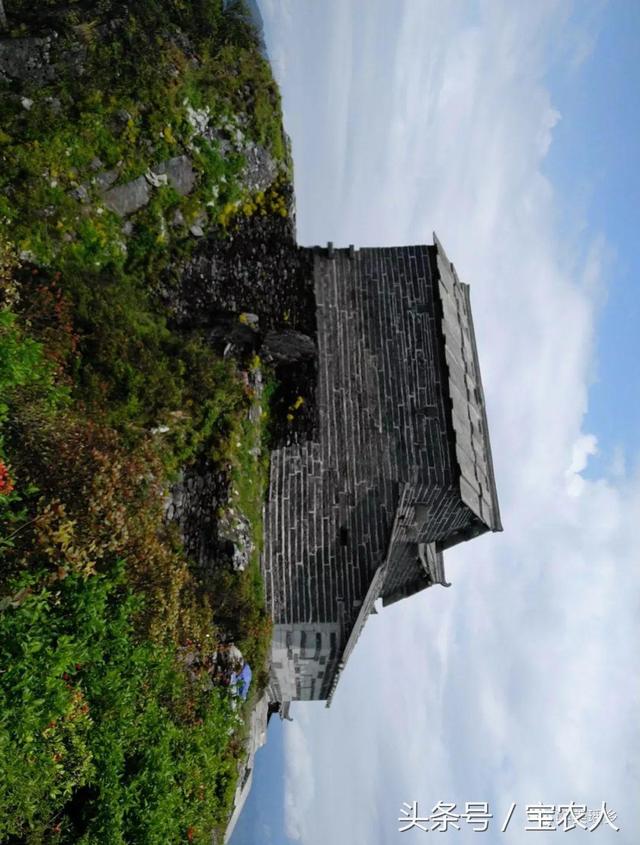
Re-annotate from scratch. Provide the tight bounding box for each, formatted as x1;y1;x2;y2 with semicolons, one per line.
263;244;466;701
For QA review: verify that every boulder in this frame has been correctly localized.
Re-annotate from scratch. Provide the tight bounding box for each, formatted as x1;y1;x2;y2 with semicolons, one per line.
70;184;90;203
93;168;120;192
261;329;316;365
241;142;278;193
0;36;55;84
153;155;197;196
102;175;151;216
218;509;253;572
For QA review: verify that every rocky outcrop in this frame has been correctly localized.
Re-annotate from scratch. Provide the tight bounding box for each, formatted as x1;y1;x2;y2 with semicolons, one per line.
66;153;199;217
153;155;197;196
218;508;253;572
241;142;278;193
164;459;231;573
0;35;57;83
0;19;122;83
261;329;316;365
103;175;151;216
163;366;266;575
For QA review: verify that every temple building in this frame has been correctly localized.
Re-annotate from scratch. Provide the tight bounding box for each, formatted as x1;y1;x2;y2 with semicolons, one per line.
262;235;502;707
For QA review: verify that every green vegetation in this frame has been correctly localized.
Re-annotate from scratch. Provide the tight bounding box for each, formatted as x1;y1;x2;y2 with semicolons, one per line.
0;565;239;844
1;0;288;274
218;174;291;230
0;1;284;841
1;0;290;433
206;358;274;693
0;195;271;845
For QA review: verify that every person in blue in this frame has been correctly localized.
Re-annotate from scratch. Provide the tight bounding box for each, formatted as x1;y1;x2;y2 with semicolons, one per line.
230;662;252;700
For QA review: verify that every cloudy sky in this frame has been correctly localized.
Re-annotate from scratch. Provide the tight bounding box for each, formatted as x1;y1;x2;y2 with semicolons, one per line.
231;1;639;843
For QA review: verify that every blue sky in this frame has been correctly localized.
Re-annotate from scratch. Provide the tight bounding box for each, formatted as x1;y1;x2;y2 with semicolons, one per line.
542;1;640;475
230;718;290;845
231;2;639;843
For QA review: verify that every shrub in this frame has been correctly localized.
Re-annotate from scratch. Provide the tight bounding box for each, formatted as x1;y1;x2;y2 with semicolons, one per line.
0;309;66;427
2;405;216;647
0;564;239;844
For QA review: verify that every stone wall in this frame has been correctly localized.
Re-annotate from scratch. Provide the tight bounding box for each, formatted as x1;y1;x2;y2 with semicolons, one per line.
263;244;468;701
175;200;315;337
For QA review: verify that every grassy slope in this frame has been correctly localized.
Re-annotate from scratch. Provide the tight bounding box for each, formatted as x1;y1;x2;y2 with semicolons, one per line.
0;2;285;841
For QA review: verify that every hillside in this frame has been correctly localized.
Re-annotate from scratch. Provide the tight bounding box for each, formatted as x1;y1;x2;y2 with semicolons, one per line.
0;1;299;841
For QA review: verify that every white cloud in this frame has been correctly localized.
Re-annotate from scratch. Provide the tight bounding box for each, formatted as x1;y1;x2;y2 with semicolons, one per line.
566;433;598;495
258;1;639;843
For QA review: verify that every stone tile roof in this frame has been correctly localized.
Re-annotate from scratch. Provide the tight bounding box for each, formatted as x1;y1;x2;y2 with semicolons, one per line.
433;234;502;534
